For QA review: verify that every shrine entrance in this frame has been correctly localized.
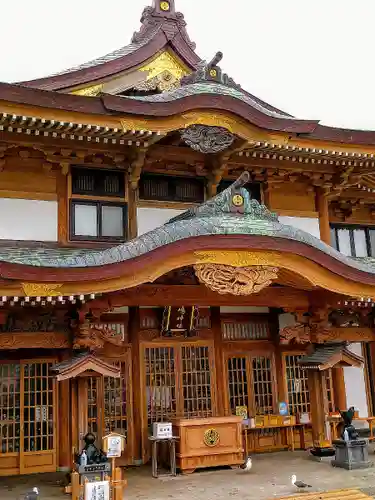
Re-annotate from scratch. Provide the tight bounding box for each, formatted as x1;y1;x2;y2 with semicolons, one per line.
0;359;57;476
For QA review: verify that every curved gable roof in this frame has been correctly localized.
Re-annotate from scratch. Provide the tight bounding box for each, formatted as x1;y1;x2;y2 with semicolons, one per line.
17;0;201;91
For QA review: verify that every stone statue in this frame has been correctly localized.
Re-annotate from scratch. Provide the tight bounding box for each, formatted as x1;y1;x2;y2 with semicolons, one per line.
339;406;359;441
77;433;108;465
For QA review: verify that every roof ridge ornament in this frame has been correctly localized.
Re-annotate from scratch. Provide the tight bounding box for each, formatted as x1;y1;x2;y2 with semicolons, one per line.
132;0;196;50
181;51;241;89
167;171;279;224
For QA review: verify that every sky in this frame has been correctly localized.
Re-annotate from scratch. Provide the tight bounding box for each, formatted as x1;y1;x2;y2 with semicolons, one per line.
1;0;374;130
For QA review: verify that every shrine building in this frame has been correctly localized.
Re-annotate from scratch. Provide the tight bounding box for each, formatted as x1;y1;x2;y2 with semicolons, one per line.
1;0;375;477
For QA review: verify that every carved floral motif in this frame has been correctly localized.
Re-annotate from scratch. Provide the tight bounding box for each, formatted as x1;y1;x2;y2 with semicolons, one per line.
279;324;311;344
0;332;69;349
180;125;235;154
194;263;278;296
22;283;63;297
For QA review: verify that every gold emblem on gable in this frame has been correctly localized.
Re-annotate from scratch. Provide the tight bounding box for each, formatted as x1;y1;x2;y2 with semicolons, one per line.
232;194;244;207
160;1;170;11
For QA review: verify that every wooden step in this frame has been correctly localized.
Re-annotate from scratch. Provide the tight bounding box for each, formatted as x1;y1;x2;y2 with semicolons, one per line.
273;489;372;500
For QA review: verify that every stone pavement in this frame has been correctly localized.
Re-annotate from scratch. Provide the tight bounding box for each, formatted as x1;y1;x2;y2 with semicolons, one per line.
3;451;375;499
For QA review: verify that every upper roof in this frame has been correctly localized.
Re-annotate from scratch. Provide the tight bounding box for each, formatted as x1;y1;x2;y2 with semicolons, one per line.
18;0;201;92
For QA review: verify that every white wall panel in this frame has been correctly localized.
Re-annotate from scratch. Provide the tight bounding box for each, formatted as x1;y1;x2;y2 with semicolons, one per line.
344;343;368;417
137;207;184;236
0;198;58;241
279;216;320;239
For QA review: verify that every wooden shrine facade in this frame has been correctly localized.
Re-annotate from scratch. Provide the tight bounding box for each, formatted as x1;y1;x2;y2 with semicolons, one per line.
3;0;375;478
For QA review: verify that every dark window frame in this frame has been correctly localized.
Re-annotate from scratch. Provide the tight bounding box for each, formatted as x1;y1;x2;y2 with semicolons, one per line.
71;166;125;198
139;173;206;203
70;199;128;242
330;223;375;257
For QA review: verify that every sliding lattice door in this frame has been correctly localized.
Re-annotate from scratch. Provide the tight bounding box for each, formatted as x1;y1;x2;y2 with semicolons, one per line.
226;353;276;417
0;359;57;476
142;341;216;457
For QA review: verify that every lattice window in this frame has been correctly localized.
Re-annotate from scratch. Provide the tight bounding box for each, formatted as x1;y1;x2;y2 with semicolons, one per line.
227;357;249;414
252;356;274;415
139;174;205;203
324;370;335;414
226;354;275;416
0;363;20;454
145;347;177;425
88;377;99;435
181;346;212;418
71;167;125;197
284;354;310;415
103;362;128;436
23;361;54;452
222;318;270;340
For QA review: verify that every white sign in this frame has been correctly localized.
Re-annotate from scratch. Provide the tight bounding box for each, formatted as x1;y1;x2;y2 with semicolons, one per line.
153;422;172;439
106;436;122;458
84;480;109;500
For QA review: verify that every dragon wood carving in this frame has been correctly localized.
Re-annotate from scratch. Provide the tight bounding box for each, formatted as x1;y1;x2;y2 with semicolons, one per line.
194;263;278;296
73;320;124;351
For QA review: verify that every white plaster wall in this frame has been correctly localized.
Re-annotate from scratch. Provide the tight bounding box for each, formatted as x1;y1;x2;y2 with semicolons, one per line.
344;343;369;417
137;207;184;236
278;312;297;330
0;199;58;241
278;216;321;239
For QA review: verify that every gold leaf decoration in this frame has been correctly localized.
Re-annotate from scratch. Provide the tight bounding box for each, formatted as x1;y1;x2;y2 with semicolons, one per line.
139;51;189;82
22;283;63;297
71;84;103;97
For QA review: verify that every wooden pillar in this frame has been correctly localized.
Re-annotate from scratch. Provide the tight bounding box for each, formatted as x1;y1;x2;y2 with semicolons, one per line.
71;379;79;456
128;184;138;240
315;188;331;245
129;306;143;463
57;170;68;245
307;370;328;447
211;307;226;416
58;356;71;470
332;367;347;411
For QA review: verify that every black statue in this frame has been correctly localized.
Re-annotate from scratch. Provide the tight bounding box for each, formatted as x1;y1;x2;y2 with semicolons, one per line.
77;433;108;465
338;406;359;441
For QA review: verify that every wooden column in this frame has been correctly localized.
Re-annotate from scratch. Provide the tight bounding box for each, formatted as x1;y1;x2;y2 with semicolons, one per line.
211;307;226;416
129;307;143;463
58;350;71;470
315;188;331;245
332;367;347;411
127;183;138;240
307;370;328;447
71;379;79;456
57;170;68;245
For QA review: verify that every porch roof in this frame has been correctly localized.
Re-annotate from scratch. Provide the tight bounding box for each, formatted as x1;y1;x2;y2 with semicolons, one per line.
298;343;363;371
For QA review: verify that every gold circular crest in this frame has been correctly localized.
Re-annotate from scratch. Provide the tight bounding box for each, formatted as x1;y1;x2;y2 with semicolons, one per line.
160;1;170;11
209;69;217;77
232;194;244;207
203;428;220;447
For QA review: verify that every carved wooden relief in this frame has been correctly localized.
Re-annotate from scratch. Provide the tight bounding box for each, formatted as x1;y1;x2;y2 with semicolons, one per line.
0;332;69;349
194;264;278;296
73;320;126;351
0;309;70;333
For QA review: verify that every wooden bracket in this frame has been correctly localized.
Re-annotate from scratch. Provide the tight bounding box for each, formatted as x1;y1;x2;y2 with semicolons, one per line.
129;149;147;190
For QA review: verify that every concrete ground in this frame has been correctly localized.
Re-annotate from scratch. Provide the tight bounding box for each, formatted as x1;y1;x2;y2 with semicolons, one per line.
3;450;375;499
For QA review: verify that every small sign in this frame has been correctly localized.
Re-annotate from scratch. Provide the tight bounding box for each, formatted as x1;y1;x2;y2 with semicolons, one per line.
102;433;126;458
235;406;248;420
152;422;172;439
294;379;302;393
85;480;110;500
278;401;289;416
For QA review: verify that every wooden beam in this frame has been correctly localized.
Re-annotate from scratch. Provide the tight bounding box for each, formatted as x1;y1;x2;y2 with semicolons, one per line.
89;285;310;310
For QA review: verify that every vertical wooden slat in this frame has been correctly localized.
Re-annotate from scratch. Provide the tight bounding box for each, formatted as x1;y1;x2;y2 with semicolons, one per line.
128;307;143;462
212;307;225;416
127;183;138;239
58;351;71;470
77;379;88;443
